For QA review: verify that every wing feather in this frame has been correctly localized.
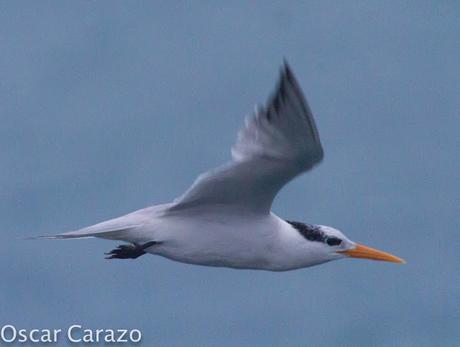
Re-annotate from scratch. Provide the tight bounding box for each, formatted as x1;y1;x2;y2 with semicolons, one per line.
171;62;324;214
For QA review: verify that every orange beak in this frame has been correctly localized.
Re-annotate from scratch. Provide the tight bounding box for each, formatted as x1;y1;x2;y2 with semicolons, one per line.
338;243;405;264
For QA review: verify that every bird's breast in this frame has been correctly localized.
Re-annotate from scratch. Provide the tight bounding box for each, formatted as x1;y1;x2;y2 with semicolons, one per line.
147;215;286;270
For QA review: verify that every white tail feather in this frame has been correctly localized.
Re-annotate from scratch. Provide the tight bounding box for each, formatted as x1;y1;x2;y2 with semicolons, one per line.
28;224;141;241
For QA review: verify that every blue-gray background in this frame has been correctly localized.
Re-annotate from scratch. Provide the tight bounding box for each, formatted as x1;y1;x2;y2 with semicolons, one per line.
1;1;459;346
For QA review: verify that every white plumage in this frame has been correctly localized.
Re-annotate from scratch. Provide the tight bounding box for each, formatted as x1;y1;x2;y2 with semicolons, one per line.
37;63;404;271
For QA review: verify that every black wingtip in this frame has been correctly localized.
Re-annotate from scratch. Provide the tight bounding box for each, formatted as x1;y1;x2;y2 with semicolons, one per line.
282;59;293;77
273;59;292;103
282;57;290;68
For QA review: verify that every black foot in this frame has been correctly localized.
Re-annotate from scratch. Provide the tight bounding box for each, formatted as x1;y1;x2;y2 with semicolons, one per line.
105;241;158;260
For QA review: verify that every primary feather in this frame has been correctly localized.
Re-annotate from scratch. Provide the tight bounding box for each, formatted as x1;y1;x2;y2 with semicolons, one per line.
172;63;323;214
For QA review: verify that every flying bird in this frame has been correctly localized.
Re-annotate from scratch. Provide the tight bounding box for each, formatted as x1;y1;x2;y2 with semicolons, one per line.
37;63;405;271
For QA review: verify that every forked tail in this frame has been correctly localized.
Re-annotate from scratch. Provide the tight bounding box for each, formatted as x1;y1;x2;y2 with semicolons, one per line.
28;222;142;241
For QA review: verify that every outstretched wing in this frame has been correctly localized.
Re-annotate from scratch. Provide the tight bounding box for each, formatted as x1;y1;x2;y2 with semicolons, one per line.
171;63;324;214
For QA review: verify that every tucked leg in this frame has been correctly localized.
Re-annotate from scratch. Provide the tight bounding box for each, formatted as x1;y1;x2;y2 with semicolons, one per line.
105;241;158;260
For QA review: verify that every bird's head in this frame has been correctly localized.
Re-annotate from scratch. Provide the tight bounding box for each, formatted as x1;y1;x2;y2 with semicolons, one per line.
286;221;405;267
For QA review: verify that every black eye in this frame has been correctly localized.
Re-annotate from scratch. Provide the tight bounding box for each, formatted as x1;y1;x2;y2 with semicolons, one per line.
326;237;342;246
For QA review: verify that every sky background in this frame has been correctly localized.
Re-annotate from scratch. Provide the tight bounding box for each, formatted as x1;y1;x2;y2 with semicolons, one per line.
1;1;459;346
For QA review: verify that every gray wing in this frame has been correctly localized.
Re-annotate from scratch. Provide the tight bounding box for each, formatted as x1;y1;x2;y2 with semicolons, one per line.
171;62;324;214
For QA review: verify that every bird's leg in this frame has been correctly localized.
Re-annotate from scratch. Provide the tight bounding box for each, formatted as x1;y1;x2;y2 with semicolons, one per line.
105;241;159;260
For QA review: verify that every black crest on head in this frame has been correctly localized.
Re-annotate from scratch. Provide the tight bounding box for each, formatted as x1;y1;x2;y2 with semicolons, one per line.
285;220;342;246
286;221;325;242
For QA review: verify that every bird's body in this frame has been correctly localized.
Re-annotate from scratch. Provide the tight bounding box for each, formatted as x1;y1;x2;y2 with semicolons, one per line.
145;206;288;270
38;63;404;270
79;203;341;271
